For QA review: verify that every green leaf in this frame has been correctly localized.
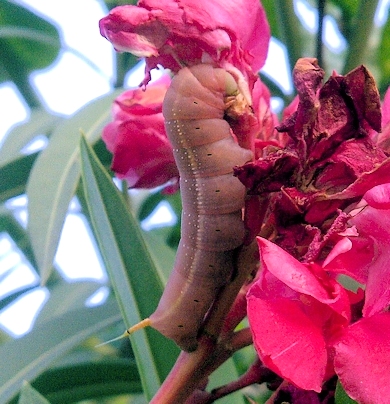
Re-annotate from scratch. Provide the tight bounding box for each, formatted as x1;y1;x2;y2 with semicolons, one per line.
0;109;61;168
261;0;280;39
29;358;142;404
327;0;359;42
341;0;380;73
26;90;121;284
0;300;121;403
378;14;390;94
79;136;179;399
34;281;102;326
137;191;168;222
0;152;37;202
0;1;61;106
18;381;51;404
335;380;358;404
0;1;60;79
141;229;176;282
0;211;37;268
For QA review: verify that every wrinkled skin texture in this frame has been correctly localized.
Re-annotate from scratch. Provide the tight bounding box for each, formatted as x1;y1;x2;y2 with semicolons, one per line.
243;58;390;402
102;75;179;189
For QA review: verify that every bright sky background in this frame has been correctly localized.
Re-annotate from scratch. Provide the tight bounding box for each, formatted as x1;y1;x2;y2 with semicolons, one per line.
0;0;389;337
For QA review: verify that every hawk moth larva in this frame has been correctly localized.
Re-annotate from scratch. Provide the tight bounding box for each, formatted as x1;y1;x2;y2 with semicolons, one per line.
101;65;253;352
148;65;253;351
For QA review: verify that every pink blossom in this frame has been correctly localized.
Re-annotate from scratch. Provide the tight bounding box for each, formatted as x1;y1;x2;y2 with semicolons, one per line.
99;0;270;87
241;58;390;401
333;312;390;404
247;237;351;392
102;75;179;189
324;183;390;318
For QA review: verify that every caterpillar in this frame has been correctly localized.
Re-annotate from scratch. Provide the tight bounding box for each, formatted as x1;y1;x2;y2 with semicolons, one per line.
102;64;253;352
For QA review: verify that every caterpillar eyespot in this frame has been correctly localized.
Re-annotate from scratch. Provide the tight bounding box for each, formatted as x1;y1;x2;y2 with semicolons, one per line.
99;65;253;352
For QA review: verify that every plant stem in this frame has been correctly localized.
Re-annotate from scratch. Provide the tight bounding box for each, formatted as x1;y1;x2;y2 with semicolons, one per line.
316;0;326;69
343;0;380;73
274;0;304;73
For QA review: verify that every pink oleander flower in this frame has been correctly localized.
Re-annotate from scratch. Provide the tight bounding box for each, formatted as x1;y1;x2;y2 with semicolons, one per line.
248;237;351;392
322;183;390;402
239;57;390;401
99;0;270;88
102;75;179;189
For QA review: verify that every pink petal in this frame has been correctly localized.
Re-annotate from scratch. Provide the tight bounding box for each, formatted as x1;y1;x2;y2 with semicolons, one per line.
247;289;326;392
110;120;178;188
350;185;390;316
257;237;330;301
334;313;390;404
381;86;390;128
363;183;390;209
100;0;270;84
323;237;371;284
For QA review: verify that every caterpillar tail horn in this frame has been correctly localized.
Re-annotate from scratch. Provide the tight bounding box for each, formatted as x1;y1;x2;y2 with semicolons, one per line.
95;318;152;348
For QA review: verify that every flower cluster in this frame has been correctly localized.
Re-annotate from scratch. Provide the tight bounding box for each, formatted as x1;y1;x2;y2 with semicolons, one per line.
242;60;390;402
100;0;390;402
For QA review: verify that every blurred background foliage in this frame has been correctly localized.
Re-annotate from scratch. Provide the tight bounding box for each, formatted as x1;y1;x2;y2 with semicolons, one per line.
0;0;389;403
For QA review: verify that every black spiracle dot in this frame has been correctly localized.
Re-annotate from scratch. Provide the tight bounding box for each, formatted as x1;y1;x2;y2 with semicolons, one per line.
194;299;199;303
215;189;221;193
195;127;200;130
207;153;212;156
215;229;221;232
177;324;184;328
193;101;198;104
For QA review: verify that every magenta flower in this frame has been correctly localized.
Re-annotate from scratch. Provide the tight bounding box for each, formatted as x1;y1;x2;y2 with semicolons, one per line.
102;75;179;189
238;58;390;401
321;184;390;402
247;237;351;392
99;0;270;87
333;312;390;404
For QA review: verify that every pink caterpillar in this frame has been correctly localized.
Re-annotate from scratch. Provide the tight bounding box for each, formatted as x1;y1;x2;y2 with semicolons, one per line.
105;64;252;352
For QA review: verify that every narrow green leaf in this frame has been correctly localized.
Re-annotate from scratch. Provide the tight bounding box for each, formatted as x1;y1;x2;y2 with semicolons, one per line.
0;300;120;403
18;382;51;404
335;380;358;404
0;211;37;268
26;90;120;284
137;191;167;222
141;229;176;282
79;136;179;399
378;14;390;94
0;2;60;80
29;359;142;404
342;0;380;73
0;1;61;106
0;153;37;202
274;0;306;74
34;281;102;326
0;109;61;167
